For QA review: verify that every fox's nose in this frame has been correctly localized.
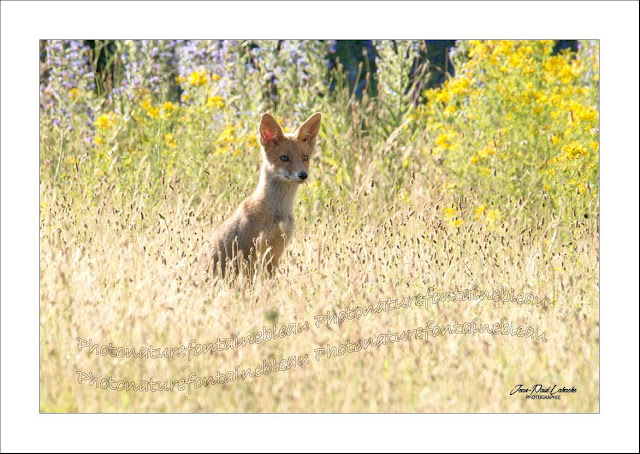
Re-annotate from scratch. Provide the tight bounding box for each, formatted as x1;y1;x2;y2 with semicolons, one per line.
298;171;308;180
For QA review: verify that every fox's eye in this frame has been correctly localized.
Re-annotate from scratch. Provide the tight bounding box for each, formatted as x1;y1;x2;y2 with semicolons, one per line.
280;156;289;162
303;155;309;161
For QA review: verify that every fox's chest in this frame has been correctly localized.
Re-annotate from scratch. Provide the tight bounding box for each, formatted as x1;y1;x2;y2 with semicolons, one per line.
264;215;294;245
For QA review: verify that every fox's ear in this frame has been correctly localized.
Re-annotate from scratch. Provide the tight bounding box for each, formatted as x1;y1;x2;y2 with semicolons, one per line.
259;113;285;147
296;112;322;145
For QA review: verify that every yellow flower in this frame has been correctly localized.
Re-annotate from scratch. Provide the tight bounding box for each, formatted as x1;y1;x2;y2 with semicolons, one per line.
488;209;501;221
507;52;524;69
543;56;568;82
568;101;597;124
448;76;471;96
69;88;80;100
141;98;159;119
468;40;489;60
435;131;457;150
188;70;208;87
435;90;452;104
216;124;236;145
160;102;176;119
474;204;488;219
244;134;258;148
561;141;589;159
494;40;515;56
471;146;496;164
486;209;502;228
163;133;177;149
211;74;221;82
444;206;456;218
94;113;115;130
398;190;411;205
206;95;225;109
93;136;104;145
444;104;457;115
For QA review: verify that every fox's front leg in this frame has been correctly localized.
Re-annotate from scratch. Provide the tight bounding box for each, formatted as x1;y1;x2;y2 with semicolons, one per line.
264;236;289;276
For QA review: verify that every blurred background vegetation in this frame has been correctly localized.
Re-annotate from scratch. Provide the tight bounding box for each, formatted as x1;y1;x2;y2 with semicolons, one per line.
39;39;599;237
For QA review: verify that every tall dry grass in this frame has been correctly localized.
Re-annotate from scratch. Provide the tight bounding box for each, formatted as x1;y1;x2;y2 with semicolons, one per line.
40;164;598;413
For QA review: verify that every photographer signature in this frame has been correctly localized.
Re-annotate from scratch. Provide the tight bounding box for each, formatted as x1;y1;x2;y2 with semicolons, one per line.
510;384;577;399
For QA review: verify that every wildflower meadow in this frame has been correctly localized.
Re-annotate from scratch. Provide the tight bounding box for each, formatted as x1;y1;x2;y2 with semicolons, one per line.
39;40;599;412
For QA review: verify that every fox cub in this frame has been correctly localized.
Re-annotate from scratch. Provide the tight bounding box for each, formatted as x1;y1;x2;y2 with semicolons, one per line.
199;112;322;279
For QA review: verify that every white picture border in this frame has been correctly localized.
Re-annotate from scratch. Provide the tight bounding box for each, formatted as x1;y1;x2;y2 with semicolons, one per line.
2;1;638;452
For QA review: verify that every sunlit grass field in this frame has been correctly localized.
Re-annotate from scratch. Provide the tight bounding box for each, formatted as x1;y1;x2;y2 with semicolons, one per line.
39;40;599;412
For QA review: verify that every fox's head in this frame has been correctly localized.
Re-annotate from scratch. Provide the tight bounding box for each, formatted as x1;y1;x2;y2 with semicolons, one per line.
258;112;322;183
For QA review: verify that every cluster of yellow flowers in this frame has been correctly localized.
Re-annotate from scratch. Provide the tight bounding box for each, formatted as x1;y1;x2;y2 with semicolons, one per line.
214;124;259;156
83;64;250;179
433;76;472;104
160;102;176;119
216;124;236;145
188;70;208;87
140;99;176;120
92;112;120;147
470;146;496;164
141;98;160;119
176;70;222;87
543;137;595;186
94;112;118;130
163;133;177;149
439;203;504;229
474;204;503;227
206;95;225;109
415;40;598;220
559;141;589;160
163;70;227;121
443;205;463;227
432;129;458;157
543;55;582;84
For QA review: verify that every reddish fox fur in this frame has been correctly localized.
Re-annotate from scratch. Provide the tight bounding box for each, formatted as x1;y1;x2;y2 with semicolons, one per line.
199;112;322;279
